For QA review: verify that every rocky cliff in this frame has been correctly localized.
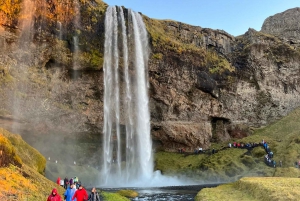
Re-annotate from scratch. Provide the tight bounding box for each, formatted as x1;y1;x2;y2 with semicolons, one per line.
0;0;300;163
261;7;300;46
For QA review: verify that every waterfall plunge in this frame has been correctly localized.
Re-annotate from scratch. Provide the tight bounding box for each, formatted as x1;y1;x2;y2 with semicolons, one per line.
102;6;153;186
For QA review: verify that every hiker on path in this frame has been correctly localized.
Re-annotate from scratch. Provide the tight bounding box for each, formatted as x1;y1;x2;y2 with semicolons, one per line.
56;177;61;185
64;183;77;201
64;177;69;189
72;184;88;201
88;187;101;201
47;188;62;201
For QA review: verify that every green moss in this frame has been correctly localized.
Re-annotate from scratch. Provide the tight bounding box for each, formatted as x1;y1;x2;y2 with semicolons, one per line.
195;183;259;201
0;129;63;200
0;133;22;167
102;192;130;201
79;50;103;70
197;177;300;201
152;53;163;60
251;146;266;158
0;65;13;85
0;128;46;174
206;51;234;74
117;190;139;198
155;151;206;174
143;16;206;60
264;42;300;64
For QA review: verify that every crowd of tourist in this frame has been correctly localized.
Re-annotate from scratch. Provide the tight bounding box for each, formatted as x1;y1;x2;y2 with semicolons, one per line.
181;139;281;168
47;176;101;201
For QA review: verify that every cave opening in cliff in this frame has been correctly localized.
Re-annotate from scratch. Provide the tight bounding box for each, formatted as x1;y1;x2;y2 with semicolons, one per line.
210;117;231;143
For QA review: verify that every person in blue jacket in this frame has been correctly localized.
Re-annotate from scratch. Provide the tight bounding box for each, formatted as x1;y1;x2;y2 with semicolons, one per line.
64;183;77;201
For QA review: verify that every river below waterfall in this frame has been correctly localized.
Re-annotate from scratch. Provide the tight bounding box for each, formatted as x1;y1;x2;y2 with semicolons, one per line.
100;184;221;201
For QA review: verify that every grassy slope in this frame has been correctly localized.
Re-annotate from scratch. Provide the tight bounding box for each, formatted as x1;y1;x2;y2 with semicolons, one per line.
0;128;131;201
196;177;300;201
155;107;300;182
0;128;65;200
193;107;300;200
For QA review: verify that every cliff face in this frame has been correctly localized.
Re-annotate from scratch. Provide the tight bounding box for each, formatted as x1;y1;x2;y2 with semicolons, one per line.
0;1;300;158
261;7;300;46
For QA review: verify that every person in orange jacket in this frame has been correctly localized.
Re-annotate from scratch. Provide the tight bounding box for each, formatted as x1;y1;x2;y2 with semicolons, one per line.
72;184;88;201
47;188;62;201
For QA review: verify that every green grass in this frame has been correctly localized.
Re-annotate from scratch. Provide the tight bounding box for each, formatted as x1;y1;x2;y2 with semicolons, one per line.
192;107;300;200
195;183;259;201
102;192;130;201
0;129;65;200
116;190;139;198
242;107;300;168
155;107;300;182
197;177;300;201
0;128;46;174
155;151;206;174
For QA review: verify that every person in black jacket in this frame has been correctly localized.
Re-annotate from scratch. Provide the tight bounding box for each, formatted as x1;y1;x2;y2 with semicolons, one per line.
88;187;101;201
64;177;69;189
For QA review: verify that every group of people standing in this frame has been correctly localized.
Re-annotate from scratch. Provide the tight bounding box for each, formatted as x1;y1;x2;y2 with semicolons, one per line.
57;177;81;190
262;140;279;168
48;178;101;201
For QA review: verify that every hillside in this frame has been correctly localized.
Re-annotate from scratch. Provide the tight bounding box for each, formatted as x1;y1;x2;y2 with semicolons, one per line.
155;106;300;182
0;128;65;200
196;177;300;201
0;128;132;200
152;106;300;200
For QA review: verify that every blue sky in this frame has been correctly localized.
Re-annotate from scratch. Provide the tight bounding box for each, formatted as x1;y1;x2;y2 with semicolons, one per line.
103;0;300;36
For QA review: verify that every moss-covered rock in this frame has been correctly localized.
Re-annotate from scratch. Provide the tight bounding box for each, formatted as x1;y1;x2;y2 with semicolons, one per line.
117;190;139;198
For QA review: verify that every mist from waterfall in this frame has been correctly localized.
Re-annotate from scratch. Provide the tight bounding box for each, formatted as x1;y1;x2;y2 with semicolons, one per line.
102;6;153;187
10;0;35;135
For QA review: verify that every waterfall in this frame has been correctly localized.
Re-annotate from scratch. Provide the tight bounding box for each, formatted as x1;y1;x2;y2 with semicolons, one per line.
57;21;62;40
73;36;79;70
19;0;34;47
102;6;153;186
72;0;81;77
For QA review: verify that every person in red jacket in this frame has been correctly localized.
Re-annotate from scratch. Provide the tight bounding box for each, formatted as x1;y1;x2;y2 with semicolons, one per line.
47;188;62;201
72;184;88;201
56;177;61;185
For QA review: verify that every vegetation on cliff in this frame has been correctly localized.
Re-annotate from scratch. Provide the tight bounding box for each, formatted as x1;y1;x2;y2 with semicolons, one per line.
144;17;235;77
154;106;300;200
1;128;46;174
155;106;300;182
0;0;21;27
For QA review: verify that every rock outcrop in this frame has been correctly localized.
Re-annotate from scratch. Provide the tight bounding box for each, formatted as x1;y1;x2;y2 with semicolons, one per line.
261;7;300;46
0;1;300;160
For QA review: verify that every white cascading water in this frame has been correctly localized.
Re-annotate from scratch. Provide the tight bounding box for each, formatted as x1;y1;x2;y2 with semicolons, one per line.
102;6;153;186
72;0;81;76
